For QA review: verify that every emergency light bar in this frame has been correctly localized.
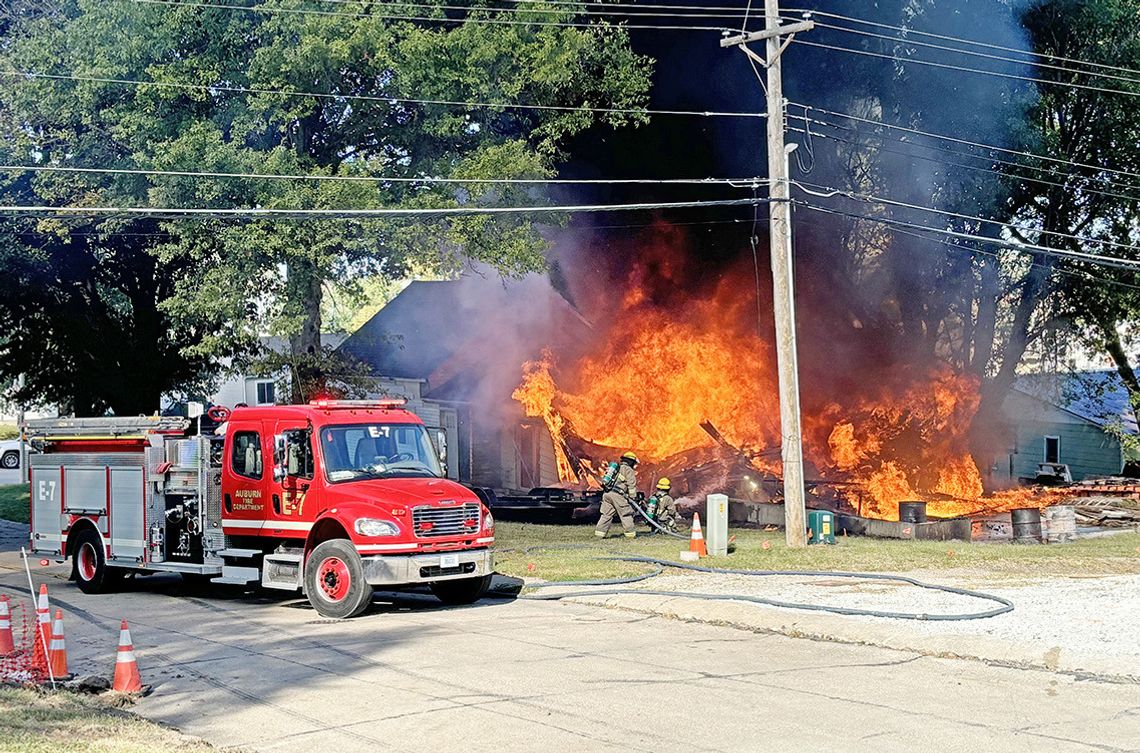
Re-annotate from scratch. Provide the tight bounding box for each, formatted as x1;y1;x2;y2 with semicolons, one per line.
309;398;408;410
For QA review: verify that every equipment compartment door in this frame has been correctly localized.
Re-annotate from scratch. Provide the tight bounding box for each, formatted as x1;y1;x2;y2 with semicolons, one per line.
109;468;145;561
30;465;63;555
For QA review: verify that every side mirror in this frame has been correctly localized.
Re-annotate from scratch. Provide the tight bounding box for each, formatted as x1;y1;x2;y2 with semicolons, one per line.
273;435;287;482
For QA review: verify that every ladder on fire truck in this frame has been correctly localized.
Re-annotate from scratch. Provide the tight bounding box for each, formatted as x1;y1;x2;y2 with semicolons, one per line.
24;415;191;441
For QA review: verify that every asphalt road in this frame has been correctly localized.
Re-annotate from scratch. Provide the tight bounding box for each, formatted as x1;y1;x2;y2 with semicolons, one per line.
1;556;1137;753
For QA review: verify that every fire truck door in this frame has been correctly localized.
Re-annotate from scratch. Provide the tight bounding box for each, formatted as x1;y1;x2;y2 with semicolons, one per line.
265;421;315;535
220;421;270;535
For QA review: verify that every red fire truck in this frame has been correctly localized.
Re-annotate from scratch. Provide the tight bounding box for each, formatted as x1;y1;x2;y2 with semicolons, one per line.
25;400;495;618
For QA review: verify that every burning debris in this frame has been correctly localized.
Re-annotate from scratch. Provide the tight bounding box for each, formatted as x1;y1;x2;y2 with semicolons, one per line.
511;230;1072;523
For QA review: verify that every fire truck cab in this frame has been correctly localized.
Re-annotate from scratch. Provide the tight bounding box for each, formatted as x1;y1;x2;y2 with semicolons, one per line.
26;401;495;618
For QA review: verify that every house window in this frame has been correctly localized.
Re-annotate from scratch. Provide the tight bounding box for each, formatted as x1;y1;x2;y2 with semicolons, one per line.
231;432;263;479
1044;435;1061;464
255;381;276;405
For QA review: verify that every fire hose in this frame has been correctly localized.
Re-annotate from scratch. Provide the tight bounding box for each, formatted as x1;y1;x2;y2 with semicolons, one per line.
492;546;1014;621
627;491;689;539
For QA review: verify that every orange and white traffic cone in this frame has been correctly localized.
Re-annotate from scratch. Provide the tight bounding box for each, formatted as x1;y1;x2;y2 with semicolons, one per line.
0;595;14;656
31;584;50;673
48;609;68;678
689;513;708;558
112;620;143;693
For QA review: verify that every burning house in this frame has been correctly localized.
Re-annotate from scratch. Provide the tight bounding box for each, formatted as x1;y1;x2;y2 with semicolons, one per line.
338;222;1132;525
337;274;592;492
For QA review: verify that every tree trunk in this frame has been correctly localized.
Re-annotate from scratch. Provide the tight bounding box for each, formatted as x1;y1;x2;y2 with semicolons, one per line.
1102;321;1140;407
969;258;1054;486
287;255;324;404
970;255;999;379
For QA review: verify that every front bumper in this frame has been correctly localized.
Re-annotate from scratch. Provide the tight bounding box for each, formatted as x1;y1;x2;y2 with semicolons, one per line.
361;548;493;585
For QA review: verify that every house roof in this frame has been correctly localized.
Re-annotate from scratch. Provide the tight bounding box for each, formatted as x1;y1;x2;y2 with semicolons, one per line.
338;276;592;399
1012;370;1139;434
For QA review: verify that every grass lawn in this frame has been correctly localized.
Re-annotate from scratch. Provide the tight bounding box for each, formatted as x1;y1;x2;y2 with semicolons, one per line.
494;521;1140;583
0;688;222;753
0;484;29;524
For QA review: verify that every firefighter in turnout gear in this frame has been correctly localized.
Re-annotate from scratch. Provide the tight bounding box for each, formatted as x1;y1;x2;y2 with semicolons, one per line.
648;477;678;532
595;452;639;538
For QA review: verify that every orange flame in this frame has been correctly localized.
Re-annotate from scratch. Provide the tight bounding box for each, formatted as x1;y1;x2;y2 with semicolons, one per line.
511;232;1062;520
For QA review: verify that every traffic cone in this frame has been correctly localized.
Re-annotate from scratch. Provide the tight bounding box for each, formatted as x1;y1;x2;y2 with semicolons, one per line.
31;584;50;673
48;610;68;678
0;595;14;656
689;513;708;558
112;620;143;693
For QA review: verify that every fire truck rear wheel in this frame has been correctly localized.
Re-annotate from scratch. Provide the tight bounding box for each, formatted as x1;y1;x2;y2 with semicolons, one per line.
429;574;493;606
70;528;123;594
305;539;373;619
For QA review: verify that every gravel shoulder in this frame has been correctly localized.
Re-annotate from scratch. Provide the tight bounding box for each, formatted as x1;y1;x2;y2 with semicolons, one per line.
539;568;1140;682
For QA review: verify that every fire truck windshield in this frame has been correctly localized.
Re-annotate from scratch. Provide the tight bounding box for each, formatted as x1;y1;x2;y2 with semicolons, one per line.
319;423;444;482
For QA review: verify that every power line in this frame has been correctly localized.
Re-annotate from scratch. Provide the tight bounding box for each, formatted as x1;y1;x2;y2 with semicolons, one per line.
803;18;1140;87
785;7;1140;80
787;123;1140;206
129;0;729;31
0;161;767;186
0;196;770;218
0;69;767;121
792;38;1140;99
877;217;1140;293
312;0;751;22
793;179;1140;255
796;199;1140;271
796;101;1140;183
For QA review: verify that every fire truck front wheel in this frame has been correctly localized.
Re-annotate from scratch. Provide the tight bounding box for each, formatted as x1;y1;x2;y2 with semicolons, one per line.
70;528;123;594
305;539;374;619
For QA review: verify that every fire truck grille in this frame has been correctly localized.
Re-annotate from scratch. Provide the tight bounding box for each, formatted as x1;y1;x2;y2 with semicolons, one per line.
412;503;481;538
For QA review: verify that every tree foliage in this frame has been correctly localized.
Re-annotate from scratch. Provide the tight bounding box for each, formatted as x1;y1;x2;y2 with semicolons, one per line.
0;0;652;411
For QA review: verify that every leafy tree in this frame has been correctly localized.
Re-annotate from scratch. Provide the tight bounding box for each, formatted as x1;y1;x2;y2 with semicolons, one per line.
0;0;652;410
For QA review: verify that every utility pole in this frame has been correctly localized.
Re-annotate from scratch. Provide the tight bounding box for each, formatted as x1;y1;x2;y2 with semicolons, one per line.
721;2;813;547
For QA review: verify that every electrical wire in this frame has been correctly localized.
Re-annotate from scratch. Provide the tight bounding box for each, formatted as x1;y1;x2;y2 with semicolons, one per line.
312;0;753;22
0;196;771;218
845;211;1140;294
793;101;1140;183
786;124;1140;207
794;178;1140;255
0;69;767;121
128;0;731;31
795;199;1140;271
0;162;768;186
784;7;1140;80
792;38;1140;99
802;18;1140;88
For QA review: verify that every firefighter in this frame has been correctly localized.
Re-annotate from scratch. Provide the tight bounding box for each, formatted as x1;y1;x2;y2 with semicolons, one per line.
648;477;678;532
595;451;639;538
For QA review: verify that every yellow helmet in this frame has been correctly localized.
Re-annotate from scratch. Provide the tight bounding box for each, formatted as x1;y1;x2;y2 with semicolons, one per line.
656;478;671;491
620;451;639;464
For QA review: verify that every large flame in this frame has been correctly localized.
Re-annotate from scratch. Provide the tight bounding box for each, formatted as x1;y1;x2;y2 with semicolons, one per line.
511;227;1060;520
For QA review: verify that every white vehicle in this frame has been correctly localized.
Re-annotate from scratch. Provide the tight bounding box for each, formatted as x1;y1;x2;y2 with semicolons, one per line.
0;439;20;470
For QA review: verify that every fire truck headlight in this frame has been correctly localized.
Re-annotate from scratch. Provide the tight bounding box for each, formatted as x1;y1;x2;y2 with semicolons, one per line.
483;510;494;532
354;518;400;537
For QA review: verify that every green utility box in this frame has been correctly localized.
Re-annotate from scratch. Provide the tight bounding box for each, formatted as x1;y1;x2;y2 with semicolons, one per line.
807;510;836;545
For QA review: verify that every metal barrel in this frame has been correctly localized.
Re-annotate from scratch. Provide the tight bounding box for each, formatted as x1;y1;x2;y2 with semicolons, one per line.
1011;507;1043;543
898;501;928;524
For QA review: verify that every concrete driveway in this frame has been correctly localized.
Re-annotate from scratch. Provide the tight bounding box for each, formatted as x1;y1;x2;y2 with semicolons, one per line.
0;548;1137;753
